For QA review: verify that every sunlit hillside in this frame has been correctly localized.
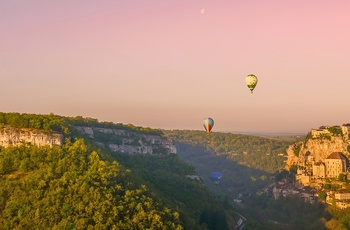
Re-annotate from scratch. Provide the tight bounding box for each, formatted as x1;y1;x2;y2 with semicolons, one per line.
0;112;237;229
1;112;349;229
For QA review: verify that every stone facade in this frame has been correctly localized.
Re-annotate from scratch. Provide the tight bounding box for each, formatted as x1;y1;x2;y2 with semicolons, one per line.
333;191;350;209
311;128;330;138
342;124;350;137
310;124;350;139
335;191;350;200
308;152;349;179
312;162;326;178
311;152;348;179
325;152;348;178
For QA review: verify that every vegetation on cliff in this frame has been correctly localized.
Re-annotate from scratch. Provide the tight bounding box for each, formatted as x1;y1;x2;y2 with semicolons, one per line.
3;112;349;229
0;112;162;136
0;112;235;229
0;139;182;229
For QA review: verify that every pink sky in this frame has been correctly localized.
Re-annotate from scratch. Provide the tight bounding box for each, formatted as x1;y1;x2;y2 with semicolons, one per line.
1;0;350;134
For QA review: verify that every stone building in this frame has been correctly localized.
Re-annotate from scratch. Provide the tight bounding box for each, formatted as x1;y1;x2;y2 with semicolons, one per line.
311;152;348;179
311;124;350;138
335;191;350;200
311;127;330;138
342;123;350;137
325;152;348;178
312;162;326;178
335;191;350;209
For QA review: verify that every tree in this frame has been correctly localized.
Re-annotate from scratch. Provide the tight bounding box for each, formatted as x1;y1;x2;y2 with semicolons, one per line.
318;192;327;200
324;184;331;190
339;174;347;182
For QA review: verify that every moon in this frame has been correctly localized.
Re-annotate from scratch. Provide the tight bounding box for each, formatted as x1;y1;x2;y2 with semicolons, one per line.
200;8;205;14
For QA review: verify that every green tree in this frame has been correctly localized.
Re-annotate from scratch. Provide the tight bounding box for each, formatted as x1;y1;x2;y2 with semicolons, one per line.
318;192;327;200
339;174;347;182
324;184;331;190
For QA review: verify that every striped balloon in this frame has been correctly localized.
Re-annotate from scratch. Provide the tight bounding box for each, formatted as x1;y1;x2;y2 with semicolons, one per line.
203;117;214;133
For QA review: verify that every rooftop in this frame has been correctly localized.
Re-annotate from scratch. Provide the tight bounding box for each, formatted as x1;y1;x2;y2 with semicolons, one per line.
326;152;348;160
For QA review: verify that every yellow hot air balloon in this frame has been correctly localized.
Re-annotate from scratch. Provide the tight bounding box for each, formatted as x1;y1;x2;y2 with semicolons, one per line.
245;74;258;93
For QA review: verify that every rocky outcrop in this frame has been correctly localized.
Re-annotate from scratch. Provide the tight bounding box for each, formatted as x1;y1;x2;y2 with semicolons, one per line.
286;136;350;169
0;126;63;147
75;126;177;155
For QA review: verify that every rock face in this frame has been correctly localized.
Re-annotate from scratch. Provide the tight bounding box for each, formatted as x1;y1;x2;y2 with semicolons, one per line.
0;126;63;147
286;136;350;169
75;126;177;155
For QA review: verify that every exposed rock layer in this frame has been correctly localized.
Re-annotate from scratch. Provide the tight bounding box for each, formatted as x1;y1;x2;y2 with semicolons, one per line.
286;136;350;169
0;126;63;147
75;126;176;155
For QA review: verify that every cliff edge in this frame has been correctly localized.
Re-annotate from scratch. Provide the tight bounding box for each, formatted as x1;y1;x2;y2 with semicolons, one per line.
0;126;63;147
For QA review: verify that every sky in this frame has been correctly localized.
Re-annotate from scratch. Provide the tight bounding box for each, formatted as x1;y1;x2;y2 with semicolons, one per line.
1;0;350;134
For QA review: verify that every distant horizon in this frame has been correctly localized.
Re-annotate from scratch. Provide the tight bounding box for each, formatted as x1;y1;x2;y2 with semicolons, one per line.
1;110;345;136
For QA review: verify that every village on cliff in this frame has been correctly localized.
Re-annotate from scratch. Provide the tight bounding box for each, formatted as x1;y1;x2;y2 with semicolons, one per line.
268;123;350;209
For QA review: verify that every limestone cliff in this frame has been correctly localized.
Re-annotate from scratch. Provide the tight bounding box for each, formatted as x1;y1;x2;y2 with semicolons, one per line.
0;126;63;147
286;136;350;169
75;126;176;155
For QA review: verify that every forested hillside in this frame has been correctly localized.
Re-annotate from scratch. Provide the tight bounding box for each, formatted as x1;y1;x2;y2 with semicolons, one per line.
0;112;237;229
0;140;182;229
1;112;334;229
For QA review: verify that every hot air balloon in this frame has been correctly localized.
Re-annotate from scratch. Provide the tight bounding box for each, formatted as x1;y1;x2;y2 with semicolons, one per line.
203;117;214;133
245;74;258;93
210;171;223;184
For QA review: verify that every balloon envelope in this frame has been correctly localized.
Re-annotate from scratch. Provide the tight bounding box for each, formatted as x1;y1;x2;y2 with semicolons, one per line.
245;74;258;93
210;171;223;183
203;117;214;133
